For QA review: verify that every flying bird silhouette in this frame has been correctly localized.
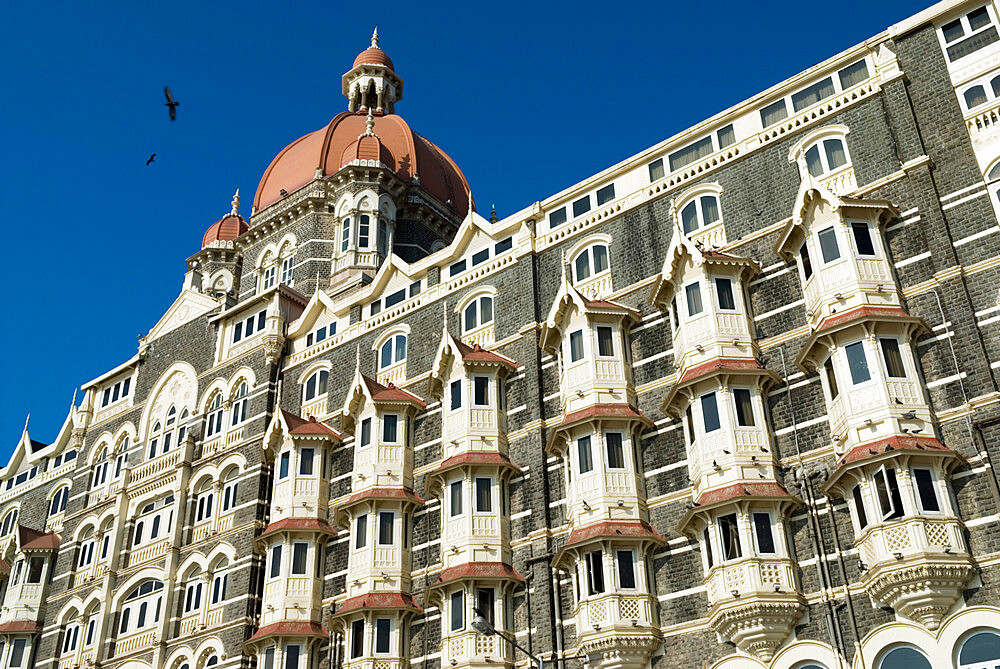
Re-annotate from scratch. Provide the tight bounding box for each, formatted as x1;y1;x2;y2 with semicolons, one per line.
146;153;156;166
164;86;179;121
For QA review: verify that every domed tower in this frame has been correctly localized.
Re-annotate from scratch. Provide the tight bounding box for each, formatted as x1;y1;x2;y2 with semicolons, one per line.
189;190;248;297
251;30;474;298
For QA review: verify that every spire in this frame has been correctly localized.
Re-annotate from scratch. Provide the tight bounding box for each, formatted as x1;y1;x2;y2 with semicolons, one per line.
371;26;379;49
364;107;376;136
231;188;240;216
442;300;449;334
489;204;498;223
355;343;362;371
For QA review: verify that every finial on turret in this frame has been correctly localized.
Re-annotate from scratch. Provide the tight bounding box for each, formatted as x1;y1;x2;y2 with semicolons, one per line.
365;107;376;136
371;26;379;49
355;343;361;369
231;188;240;216
443;300;449;333
489;204;498;223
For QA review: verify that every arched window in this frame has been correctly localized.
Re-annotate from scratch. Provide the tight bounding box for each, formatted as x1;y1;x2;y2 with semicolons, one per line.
149;406;187;459
163;407;177;454
83;602;100;646
210;557;229;605
463;296;494;333
195;480;214;524
113;436;129;480
259;251;276;292
793;665;827;669
965;84;989;108
680;195;721;234
341;217;352;252
221;467;239;512
959;630;1000;668
119;580;164;635
61;621;81;655
183;568;203;614
205;393;224;438
77;528;96;569
358;214;371;248
573;244;610;282
92;447;110;488
379;334;407;369
147;422;161;459
50;486;69;516
99;519;113;561
804;137;849;178
1;508;18;536
206;657;219;668
231;382;249;427
878;646;931;669
133;496;174;548
303;370;330;402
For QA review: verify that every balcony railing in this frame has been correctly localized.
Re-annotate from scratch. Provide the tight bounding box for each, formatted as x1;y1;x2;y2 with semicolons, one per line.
856;515;966;566
114;630;155;656
577;591;654;629
704;557;797;602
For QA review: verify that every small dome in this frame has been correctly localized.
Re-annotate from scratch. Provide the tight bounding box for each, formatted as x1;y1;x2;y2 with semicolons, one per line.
202;213;248;248
353;47;394;70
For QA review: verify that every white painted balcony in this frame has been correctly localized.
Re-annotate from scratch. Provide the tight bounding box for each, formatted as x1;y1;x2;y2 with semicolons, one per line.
115;630;155;656
576;591;656;630
704;557;797;603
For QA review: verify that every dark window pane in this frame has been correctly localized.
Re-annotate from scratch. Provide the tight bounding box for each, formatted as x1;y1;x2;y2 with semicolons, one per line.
292;542;307;575
382;414;398;442
450;480;463;517
378;512;394;545
719;513;742;560
914;469;940;512
880;338;907;378
578;436;593;474
299;448;314;475
474;376;489;406
970;6;992;30
648;159;665;182
597;326;614;356
824;139;847;169
449;260;467;276
838;60;869;88
586;550;605;594
575;251;591;281
494;237;513;254
351;620;364;658
686;282;703;316
375;619;391;653
451;591;464;631
845;341;871;384
549;207;567;227
669;136;714;171
360;418;371;447
593;245;609;273
616;550;636;588
852;485;868;529
472;249;490;266
942;17;965;42
851;222;876;256
605;433;625;469
385;289;405;308
818;227;841;263
947;25;999;60
570;330;584;362
734;388;755;427
760;99;788;127
702;392;721;432
752;512;775;553
703;528;714;568
805;145;823;177
355;514;367;549
476;588;495;625
701;196;720;225
279;452;290;479
715;277;735;310
450;380;462;411
717;124;736;148
475;477;492;512
824;357;840;399
965;84;988;108
800;241;813;279
684;405;695;445
791;76;835;111
681;201;698;233
596;183;616;205
572;196;591;217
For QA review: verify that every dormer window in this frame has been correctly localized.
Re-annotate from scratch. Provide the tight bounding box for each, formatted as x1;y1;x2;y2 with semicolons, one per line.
573;244;609;282
940;5;998;62
232;310;267;344
303;370;330;402
805;138;848;178
681;195;720;234
100;377;131;409
463;295;494;333
379;334;406;369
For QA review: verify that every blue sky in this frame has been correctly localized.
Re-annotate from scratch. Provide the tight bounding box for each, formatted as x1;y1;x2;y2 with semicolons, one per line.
0;0;924;456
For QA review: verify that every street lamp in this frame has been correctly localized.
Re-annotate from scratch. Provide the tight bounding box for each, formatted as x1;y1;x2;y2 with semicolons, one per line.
471;608;543;669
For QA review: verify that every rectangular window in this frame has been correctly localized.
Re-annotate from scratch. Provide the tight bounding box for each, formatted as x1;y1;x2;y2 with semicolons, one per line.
476;588;495;626
572;195;591;217
718;513;742;560
378;512;394;545
824;356;840;399
549;207;567;228
596;326;614;357
578;435;593;474
299;448;314;475
450;380;462;410
616;550;636;588
648;158;665;182
264;646;276;669
358;215;370;248
715;277;736;310
605;432;625;469
356;514;368;549
717;124;736;148
851;222;876;256
852;485;869;530
494;237;513;254
382;414;398;443
800;241;813;279
585;550;605;594
752;512;776;554
450;590;464;631
471;248;490;266
370;300;381;316
474;376;489;406
913;468;940;512
838;60;869;88
360;418;371;447
669;135;714;171
845;341;871;384
292;542;308;575
375;619;391;654
450;480;463;517
285;645;300;669
872;466;904;520
385;289;406;308
350;620;364;659
791;76;835;112
733;388;755;427
279;452;290;479
685;282;703;316
269;545;282;578
9;639;26;668
569;329;585;362
701;392;721;432
684;405;696;445
596;183;616;205
703;527;714;568
449;260;467;276
879;338;906;378
760;99;789;127
409;281;421;297
817;227;841;263
475;477;492;512
26;557;43;584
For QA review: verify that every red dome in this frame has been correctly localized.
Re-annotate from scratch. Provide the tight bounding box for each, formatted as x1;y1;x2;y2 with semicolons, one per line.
353;47;394;70
254;111;472;217
202;213;249;248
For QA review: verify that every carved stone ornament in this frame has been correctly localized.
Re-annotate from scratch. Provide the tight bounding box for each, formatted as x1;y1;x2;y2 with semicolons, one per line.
708;594;805;662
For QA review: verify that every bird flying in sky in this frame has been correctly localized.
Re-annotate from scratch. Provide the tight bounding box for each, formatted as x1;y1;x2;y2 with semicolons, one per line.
164;86;179;121
146;153;156;166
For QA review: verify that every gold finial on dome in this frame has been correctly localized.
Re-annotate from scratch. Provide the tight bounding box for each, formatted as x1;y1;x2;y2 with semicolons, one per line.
231;188;241;216
371;26;379;49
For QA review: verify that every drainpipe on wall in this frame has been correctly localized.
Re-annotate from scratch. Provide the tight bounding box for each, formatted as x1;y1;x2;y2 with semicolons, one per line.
818;479;865;669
